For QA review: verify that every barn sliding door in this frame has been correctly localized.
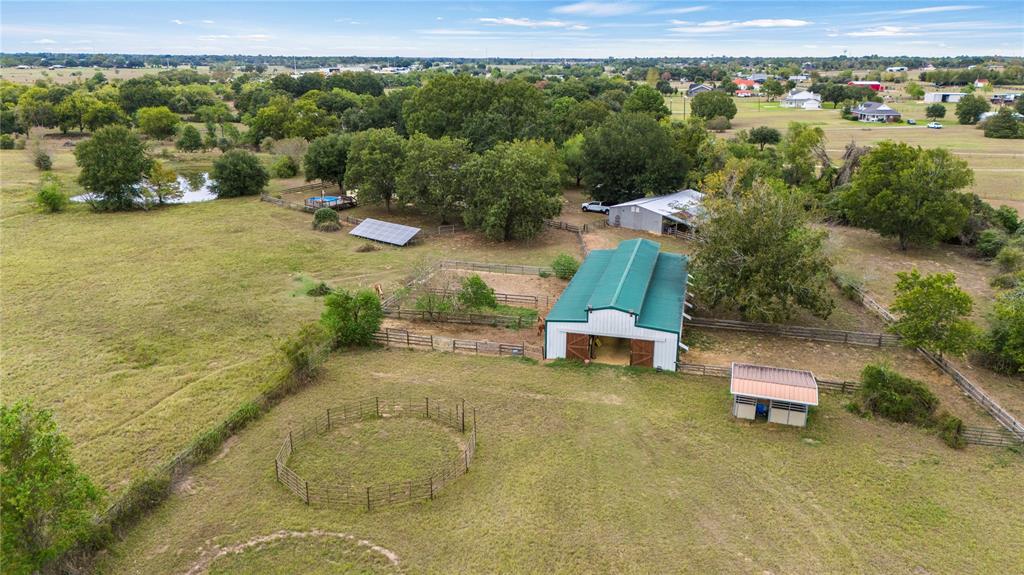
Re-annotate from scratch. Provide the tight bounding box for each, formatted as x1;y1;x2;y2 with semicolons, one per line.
630;339;654;368
566;333;590;362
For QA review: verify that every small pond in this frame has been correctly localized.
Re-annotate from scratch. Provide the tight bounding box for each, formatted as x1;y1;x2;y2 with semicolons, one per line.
72;172;218;205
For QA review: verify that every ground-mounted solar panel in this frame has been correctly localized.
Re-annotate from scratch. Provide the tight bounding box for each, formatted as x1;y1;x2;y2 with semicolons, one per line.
349;218;421;246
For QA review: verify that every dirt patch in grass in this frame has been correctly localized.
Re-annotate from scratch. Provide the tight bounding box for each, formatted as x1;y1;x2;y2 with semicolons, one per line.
436;270;568;308
381;317;543;346
685;329;995;426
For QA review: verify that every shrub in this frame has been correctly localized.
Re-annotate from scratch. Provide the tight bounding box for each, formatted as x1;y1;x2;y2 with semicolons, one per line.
306;281;333;296
925;103;946;119
415;291;455;316
271;155;299;178
210;149;269;198
977;228;1009;258
280;322;330;382
458;275;497;309
978;292;1024;375
538;270;551;278
0;134;15;149
311;207;340;231
937;413;966;449
354;243;379;253
706;115;731;132
996;244;1024;272
135;106;180;139
990;271;1024;289
175;124;204;151
35;176;68;213
320;289;383;347
855;363;938;426
995;205;1021;234
551;253;580;280
33;147;52;171
832;271;864;302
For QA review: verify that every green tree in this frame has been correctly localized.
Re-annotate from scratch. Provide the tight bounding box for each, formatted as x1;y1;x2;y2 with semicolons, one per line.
551;253;580;280
748;126;781;150
458;275;497;309
955;94;990;125
1;401;102;574
889;269;977;357
560;133;586;187
83;101;128;132
463;139;563;241
983;107;1023;139
720;80;738;95
397;133;471;224
55;90;97;133
690;90;737;120
983;291;1024;374
693;180;835;322
905;81;925;99
195;102;233;137
175;124;204;151
210;149;269;198
303;133;352;192
74;125;152;211
842;141;972;250
345;127;406;212
135;106;180;139
622;84;670;119
34;174;67;213
780;122;825;187
144;160;182;205
403;74;493;139
925;103;947;119
320;289;384;347
760;79;785;101
581;113;688;205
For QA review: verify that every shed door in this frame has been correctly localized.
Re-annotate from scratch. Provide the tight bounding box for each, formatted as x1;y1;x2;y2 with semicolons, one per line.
629;339;654;368
566;333;590;362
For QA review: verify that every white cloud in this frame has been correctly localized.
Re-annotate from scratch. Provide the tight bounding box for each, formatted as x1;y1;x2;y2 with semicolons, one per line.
418;28;488;36
551;2;644;17
32;38;57;44
671;18;812;33
170;19;184;25
845;25;919;37
894;5;980;14
479;17;587;29
648;5;708;15
199;34;272;41
201;19;215;24
435;16;444;21
335;18;361;24
669;19;691;25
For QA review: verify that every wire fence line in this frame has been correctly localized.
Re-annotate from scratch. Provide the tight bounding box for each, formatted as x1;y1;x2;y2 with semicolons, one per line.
275;397;478;510
438;260;554;276
687;317;901;347
373;329;544;360
383;307;534;329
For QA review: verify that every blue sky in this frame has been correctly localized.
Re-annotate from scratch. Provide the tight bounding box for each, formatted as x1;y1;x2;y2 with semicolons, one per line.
2;1;1022;58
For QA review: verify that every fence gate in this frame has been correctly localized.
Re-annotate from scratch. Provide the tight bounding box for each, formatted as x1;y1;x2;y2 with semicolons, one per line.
629;339;654;368
566;333;590;362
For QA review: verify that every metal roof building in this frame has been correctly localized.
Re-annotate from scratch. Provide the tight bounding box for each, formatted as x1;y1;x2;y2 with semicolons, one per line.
544;239;690;371
730;363;819;427
607;189;704;235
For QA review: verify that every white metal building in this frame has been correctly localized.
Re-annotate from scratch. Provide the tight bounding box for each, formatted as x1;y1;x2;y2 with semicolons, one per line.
607;189;704;235
730;363;819;427
924;92;968;103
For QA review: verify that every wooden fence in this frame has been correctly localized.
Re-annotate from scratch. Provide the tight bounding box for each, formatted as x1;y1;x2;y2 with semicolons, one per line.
543;219;588;233
420;287;554;309
960;426;1024;448
373;328;543;360
439;260;553;276
275;397;477;509
687;317;901;347
677;362;860;393
838;281;1024;442
383;307;534;329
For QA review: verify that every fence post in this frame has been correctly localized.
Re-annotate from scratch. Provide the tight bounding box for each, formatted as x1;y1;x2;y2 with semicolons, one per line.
425;397;429;419
327;408;331;430
289;429;294;451
275;458;280;480
429;475;434;500
305;480;310;505
366;486;371;512
376;397;380;418
473;408;477;435
461;399;466;433
464;450;469;473
878;333;883;347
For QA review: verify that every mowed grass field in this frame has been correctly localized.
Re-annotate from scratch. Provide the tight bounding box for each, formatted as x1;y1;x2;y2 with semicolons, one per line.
668;95;1024;213
0;142;580;492
100;350;1024;575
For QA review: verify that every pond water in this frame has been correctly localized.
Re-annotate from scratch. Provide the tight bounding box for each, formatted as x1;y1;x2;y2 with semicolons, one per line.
71;173;218;205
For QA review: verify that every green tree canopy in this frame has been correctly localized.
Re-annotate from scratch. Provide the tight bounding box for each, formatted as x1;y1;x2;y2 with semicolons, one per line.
622;84;670;119
134;106;180;139
1;401;102;574
983;290;1024;374
320;289;384;348
560;133;586;187
462;139;563;241
344;127;406;212
760;79;785;101
303;133;352;191
780;122;825;187
925;103;947;119
175;124;204;152
210;149;269;198
397;133;472;224
842;141;972;250
581;112;688;205
748;126;781;150
955;94;990;125
889;269;977;357
690;90;737;120
983;107;1023;139
693;180;835;322
74;125;153;211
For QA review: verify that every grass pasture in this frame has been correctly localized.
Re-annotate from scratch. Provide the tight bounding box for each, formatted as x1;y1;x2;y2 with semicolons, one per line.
100;350;1024;575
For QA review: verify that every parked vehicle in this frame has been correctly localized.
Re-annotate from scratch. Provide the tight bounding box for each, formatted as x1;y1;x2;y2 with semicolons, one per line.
581;201;611;214
927;122;943;129
907;119;916;125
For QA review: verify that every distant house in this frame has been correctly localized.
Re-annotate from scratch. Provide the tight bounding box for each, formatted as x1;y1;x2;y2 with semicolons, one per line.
15;64;31;70
687;83;714;97
979;111;1024;122
749;73;769;83
848;80;884;92
608;189;704;235
733;78;760;91
789;74;809;82
780;89;822;110
801;61;816;70
924;92;967;103
850;101;902;122
544;239;690;371
886;66;908;72
974;79;990;89
47;64;65;70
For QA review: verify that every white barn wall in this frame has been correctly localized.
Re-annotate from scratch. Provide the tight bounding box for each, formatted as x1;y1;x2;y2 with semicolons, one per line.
546;309;679;370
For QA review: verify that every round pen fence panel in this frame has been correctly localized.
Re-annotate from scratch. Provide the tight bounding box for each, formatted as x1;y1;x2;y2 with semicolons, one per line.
275;397;477;510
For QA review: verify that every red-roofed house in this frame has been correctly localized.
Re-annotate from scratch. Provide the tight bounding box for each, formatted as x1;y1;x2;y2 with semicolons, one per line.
974;79;990;89
735;90;754;98
733;78;760;91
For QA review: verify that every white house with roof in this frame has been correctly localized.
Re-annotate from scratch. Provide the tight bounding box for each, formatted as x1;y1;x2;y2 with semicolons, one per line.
780;89;822;110
850;101;902;122
607;190;704;235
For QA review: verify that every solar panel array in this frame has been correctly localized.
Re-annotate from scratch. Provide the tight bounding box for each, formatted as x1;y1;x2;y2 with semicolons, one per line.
349;218;421;246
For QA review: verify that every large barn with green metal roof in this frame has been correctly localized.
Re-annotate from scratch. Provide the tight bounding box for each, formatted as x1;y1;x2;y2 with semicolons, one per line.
544;238;691;371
